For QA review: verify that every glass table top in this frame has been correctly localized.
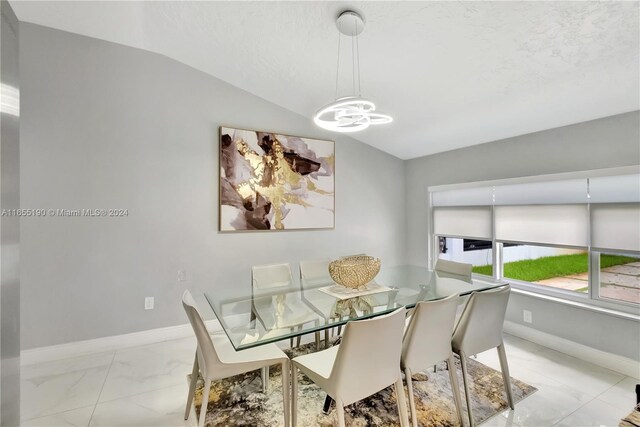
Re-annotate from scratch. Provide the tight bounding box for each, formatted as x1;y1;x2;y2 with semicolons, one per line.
204;265;506;351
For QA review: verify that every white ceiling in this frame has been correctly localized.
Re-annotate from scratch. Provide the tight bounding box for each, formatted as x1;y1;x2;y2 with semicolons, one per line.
11;1;640;159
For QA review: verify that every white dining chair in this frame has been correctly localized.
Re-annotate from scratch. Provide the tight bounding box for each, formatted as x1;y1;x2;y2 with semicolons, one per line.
291;307;409;427
451;285;514;427
299;258;334;345
182;290;291;427
401;294;464;427
435;259;473;281
299;258;332;285
253;262;296;292
435;260;473;331
252;263;321;349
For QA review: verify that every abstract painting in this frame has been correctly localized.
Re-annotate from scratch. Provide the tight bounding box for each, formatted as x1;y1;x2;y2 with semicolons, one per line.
219;127;335;231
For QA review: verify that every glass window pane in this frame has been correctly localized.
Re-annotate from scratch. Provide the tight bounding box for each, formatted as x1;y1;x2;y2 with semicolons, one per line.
503;244;588;294
437;237;493;276
599;253;640;304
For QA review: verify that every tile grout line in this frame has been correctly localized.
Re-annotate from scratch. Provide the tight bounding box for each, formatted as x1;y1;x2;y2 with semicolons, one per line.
519;343;628;395
504;333;552;355
589;375;634;415
550;395;597;427
477;338;624;406
550;376;629;427
94;381;190;405
90;339;197;405
528;366;618;407
497;351;624;421
20;404;97;424
87;350;117;426
592;375;629;400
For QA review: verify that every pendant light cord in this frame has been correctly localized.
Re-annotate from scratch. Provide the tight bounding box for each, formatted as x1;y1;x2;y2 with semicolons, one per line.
334;14;364;99
351;32;356;95
334;33;341;100
355;18;361;96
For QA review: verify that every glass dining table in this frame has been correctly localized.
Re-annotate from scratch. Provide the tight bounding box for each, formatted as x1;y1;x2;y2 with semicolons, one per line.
204;264;507;352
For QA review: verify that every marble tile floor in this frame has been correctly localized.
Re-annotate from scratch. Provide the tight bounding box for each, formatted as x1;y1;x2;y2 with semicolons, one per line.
20;333;638;427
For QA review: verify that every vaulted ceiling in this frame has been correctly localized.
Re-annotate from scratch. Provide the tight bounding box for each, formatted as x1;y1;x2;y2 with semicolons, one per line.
11;1;639;159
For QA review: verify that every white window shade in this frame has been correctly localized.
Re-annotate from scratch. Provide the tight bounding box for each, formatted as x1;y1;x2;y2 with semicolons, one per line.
433;206;492;239
589;174;640;203
494;179;587;205
495;204;588;247
432;186;493;207
591;203;640;252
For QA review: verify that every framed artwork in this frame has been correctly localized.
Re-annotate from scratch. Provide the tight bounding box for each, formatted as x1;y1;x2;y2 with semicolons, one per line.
219;126;335;231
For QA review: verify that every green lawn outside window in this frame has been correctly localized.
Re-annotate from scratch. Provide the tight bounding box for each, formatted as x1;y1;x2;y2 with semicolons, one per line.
472;253;638;282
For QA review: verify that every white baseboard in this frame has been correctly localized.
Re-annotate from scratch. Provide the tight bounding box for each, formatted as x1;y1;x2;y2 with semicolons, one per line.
504;320;640;378
20;319;222;366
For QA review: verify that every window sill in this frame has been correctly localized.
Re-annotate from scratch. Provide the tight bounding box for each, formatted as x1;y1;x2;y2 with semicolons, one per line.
508;284;640;322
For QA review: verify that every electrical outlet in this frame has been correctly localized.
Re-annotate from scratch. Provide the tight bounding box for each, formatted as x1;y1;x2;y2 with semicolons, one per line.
145;297;154;310
523;310;532;324
177;270;187;282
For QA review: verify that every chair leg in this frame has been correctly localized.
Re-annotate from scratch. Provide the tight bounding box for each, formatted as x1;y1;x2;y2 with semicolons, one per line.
198;378;212;427
447;355;464;427
324;329;330;349
281;361;290;427
404;368;418;427
497;343;515;410
184;353;199;420
434;364;437;373
315;331;321;351
336;398;346;427
292;366;298;427
459;351;474;427
262;366;269;393
395;377;410;427
250;309;257;329
290;327;294;348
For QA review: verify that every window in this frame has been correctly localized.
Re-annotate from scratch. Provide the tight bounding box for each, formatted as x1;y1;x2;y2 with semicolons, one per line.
464;239;492;251
429;166;640;311
502;244;588;294
437;237;493;276
596;252;640;305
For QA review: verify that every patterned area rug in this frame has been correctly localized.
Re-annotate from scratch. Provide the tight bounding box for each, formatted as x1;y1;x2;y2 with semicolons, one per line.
189;341;536;426
619;405;640;427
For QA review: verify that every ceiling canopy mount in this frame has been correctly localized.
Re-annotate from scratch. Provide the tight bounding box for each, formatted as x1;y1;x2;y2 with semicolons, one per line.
336;10;365;36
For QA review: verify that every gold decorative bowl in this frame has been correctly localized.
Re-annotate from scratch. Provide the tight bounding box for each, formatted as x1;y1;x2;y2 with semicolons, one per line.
328;255;381;289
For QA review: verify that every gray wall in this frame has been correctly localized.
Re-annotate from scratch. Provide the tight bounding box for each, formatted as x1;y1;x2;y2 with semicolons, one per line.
19;21;640;360
406;111;640;360
19;24;407;349
1;1;20;423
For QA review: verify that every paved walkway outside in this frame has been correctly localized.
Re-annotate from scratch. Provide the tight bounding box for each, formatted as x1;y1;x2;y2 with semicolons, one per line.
535;261;640;304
